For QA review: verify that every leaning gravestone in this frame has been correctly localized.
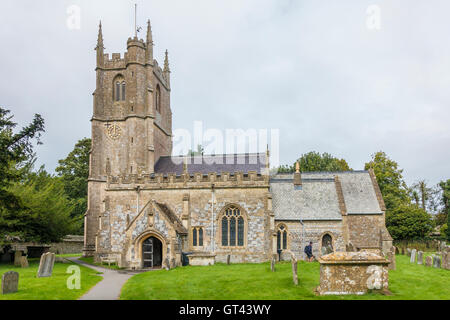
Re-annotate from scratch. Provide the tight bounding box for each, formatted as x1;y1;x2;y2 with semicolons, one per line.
291;254;298;285
36;252;56;278
20;256;29;268
425;256;433;267
406;248;412;257
442;248;450;270
410;249;416;263
417;251;424;265
14;251;23;267
433;255;441;268
1;271;19;294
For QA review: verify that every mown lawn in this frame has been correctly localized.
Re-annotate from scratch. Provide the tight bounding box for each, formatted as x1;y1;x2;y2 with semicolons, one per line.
120;255;450;300
0;258;102;300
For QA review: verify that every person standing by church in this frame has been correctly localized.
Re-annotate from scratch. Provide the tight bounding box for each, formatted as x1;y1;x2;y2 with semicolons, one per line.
304;241;314;262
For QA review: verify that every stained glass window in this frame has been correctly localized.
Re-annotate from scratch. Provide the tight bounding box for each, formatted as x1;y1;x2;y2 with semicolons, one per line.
222;217;228;246
221;206;245;247
199;228;203;246
238;217;244;246
192;228;197;247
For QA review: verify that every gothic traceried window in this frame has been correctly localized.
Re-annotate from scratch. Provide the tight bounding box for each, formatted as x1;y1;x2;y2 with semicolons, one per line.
277;224;288;250
221;206;246;247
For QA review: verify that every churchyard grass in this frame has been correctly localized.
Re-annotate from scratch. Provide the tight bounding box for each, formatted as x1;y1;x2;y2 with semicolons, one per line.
120;254;449;300
0;258;102;300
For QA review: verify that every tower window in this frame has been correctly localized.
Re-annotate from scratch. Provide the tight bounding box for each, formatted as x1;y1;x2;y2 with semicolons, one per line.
113;75;126;101
155;84;161;113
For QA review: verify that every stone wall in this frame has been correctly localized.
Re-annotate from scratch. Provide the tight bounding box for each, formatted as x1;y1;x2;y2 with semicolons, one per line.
49;236;84;254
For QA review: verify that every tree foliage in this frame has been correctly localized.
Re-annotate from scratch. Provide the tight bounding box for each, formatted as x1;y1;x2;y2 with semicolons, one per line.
0;167;76;243
364;151;410;211
55;138;91;233
277;151;351;173
438;179;450;240
386;204;434;240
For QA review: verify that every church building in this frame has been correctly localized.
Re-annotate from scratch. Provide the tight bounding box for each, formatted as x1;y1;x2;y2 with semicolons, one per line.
83;20;392;269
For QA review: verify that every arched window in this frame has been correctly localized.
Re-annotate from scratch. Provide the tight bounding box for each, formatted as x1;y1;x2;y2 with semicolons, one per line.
155;84;161;113
276;224;288;250
321;233;333;255
113;75;126;102
192;227;204;247
221;206;245;247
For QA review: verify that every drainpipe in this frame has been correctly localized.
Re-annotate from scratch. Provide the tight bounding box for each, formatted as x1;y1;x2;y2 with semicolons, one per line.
211;184;215;253
300;218;305;261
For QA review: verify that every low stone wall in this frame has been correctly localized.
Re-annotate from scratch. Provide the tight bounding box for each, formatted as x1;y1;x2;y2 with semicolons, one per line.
49;235;84;255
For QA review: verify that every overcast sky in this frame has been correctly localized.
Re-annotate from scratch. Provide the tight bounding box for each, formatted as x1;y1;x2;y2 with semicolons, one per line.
1;0;449;186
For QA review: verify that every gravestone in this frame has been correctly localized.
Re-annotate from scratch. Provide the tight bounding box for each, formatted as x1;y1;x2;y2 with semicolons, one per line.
227;255;230;265
401;247;405;255
36;252;55;278
417;251;423;265
270;256;276;272
387;246;396;270
433;255;441;268
425;255;433;267
394;246;399;255
291;254;298;285
442;248;450;270
1;271;19;294
14;251;23;267
406;248;411;257
20;256;28;268
410;249;416;263
164;257;170;270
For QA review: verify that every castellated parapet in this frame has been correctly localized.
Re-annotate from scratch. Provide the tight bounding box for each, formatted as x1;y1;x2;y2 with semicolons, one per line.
106;171;270;190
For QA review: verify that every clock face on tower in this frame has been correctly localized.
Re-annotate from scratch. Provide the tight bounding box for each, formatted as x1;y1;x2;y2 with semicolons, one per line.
106;124;122;140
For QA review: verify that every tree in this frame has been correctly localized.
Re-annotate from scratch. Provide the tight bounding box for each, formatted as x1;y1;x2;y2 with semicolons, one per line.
277;151;351;173
55;138;91;233
0;107;44;197
386;204;434;240
438;179;450;240
364;151;410;211
0;167;76;243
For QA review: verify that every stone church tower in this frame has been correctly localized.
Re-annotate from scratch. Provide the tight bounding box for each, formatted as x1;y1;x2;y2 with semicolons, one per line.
84;20;173;256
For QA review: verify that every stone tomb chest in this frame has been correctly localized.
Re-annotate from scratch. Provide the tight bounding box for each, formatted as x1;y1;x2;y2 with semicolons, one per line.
187;253;216;266
316;251;389;295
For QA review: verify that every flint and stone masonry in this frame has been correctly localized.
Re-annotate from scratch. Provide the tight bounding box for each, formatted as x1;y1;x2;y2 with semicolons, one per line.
84;19;393;270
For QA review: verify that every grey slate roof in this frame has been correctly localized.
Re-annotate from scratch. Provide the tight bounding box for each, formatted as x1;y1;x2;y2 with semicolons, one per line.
154;153;267;175
271;171;383;221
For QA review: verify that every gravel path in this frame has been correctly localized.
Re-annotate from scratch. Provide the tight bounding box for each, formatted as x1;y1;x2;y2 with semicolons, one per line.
67;257;139;300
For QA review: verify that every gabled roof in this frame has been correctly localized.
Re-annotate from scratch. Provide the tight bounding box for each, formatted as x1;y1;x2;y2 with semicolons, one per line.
271;171;383;221
154;153;267;175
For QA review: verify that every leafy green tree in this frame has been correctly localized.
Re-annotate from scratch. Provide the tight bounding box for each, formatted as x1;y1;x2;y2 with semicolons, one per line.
0;107;44;203
364;151;410;211
438;179;450;240
386;204;434;240
0;167;76;243
277;151;351;173
55;138;91;233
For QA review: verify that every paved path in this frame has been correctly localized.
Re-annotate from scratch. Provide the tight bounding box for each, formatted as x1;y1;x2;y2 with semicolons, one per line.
67;257;139;300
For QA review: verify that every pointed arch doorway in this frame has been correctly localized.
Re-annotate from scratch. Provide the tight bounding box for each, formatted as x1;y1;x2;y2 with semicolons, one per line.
142;236;163;268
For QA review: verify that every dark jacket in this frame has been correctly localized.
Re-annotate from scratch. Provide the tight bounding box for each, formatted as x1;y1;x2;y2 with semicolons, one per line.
304;244;312;255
